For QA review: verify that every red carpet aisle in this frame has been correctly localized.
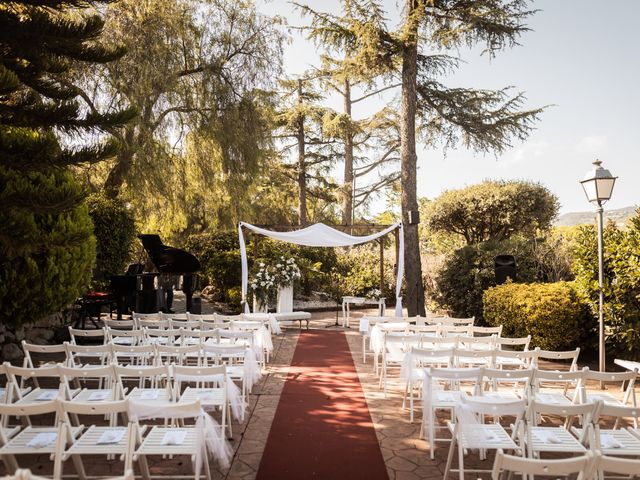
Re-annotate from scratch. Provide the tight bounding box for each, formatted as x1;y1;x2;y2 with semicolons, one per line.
256;330;389;479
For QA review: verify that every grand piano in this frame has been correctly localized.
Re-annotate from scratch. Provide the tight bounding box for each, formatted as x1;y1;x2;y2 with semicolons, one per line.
109;234;201;316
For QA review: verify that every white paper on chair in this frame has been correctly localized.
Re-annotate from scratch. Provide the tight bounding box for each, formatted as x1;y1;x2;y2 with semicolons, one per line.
534;430;562;444
198;390;218;401
601;433;623;449
113;337;133;345
139;390;160;400
97;428;126;445
536;393;560;404
27;432;57;448
88;390;110;401
36;390;57;401
437;392;457;402
161;430;187;446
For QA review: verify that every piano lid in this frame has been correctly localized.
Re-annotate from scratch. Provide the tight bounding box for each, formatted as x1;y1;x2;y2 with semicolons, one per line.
138;234;201;274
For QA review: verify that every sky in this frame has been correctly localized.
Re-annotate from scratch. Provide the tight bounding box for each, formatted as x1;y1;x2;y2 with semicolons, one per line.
258;0;640;215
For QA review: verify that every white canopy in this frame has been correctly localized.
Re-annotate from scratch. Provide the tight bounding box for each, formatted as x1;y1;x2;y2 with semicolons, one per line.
238;222;404;316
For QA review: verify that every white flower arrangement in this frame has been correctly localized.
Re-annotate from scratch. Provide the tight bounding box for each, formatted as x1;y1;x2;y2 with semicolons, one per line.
366;288;382;300
249;257;301;303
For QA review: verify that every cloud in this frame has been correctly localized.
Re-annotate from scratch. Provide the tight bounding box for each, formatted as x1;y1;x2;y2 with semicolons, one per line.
500;140;550;167
575;134;608;154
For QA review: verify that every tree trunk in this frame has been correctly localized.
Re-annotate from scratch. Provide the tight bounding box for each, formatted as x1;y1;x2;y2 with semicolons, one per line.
296;79;308;226
103;126;136;199
341;78;354;226
399;0;426;316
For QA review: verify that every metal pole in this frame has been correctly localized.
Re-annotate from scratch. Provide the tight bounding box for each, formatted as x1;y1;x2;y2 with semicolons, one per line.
597;205;605;380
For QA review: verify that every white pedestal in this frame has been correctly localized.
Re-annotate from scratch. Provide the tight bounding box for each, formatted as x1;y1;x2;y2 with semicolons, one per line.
277;285;294;313
253;297;268;313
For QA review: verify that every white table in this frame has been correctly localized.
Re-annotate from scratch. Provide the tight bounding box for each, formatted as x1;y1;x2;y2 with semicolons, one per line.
341;296;386;327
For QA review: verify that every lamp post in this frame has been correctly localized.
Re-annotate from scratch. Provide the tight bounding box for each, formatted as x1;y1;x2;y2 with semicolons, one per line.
580;159;617;375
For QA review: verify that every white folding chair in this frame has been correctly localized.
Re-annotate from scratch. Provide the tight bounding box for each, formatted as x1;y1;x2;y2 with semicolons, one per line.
579;368;637;414
370;322;408;374
169;319;201;330
132;312;161;326
491;450;594;480
525;400;596;459
114;364;173;403
201;344;261;403
58;365;119;407
494;346;538;370
532;367;587;406
469;325;502;337
231;320;272;364
379;333;421;395
495;335;531;352
136;318;170;330
596;452;640;478
127;399;231;479
480;367;534;401
65;343;112;369
21;342;68;372
534;348;580;372
154;344;201;366
591;403;640;460
111;344;156;367
103;319;135;330
54;399;131;479
444;396;526;480
0;400;81;475
106;328;144;346
4;364;67;407
454;346;496;369
439;316;475;327
422;367;484;460
440;325;471;337
401;347;454;423
173;365;235;436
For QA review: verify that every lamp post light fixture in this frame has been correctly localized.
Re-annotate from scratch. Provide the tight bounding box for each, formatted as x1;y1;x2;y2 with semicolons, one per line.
580;159;617;377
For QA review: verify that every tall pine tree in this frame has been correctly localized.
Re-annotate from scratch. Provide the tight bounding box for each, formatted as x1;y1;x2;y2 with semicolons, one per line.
0;1;134;326
299;0;544;315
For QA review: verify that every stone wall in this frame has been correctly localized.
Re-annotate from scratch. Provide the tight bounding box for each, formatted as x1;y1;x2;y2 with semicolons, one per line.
0;310;68;363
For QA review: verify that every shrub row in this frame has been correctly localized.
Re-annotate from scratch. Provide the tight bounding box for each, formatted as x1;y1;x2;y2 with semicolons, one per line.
483;281;594;351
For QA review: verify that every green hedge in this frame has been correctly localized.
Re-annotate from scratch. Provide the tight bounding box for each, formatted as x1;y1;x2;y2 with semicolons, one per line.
0;169;96;327
483;281;594;351
87;193;136;284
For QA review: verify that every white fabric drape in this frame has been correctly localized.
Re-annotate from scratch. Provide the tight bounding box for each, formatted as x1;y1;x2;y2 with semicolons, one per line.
238;222;405;316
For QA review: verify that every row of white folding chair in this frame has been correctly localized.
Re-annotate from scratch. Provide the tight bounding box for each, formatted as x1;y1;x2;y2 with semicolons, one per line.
5;355;250;428
2;361;236;436
416;366;638;463
408;363;635;427
0;398;223;480
491;450;640;480
444;397;640;479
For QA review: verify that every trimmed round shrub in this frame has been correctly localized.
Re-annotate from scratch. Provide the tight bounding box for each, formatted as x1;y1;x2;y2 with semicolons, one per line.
0;169;96;327
87;193;136;283
483;281;594;350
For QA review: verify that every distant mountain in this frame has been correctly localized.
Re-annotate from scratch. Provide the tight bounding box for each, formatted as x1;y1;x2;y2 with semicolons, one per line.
554;206;638;227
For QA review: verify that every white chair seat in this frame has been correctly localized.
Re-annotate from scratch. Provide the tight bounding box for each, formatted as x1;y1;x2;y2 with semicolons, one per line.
135;426;198;455
1;426;20;439
534;392;573;405
15;388;62;404
481;391;521;401
528;426;586;453
0;426;81;454
180;387;224;408
434;390;467;407
127;388;172;403
597;429;640;455
71;389;117;403
585;392;626;405
66;426;129;455
448;422;519;450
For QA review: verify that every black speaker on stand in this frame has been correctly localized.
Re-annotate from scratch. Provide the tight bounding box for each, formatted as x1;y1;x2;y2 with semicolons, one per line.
495;255;517;284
